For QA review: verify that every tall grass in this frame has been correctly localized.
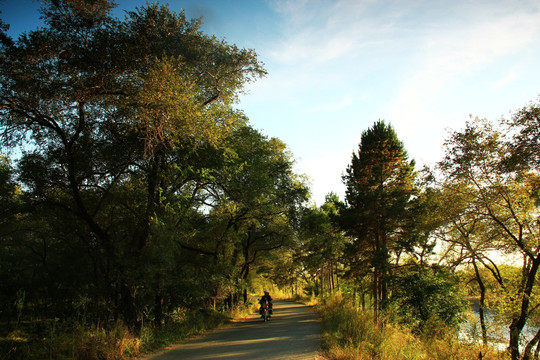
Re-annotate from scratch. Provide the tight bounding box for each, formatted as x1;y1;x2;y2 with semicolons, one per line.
1;320;142;360
0;303;255;360
317;294;508;360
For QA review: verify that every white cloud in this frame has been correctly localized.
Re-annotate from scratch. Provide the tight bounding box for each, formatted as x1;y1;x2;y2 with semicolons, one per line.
384;3;540;165
266;0;402;66
493;72;517;90
248;0;540;202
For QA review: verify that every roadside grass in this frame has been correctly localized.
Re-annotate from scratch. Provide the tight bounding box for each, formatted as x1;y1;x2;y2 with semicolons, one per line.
314;294;508;360
0;300;257;360
3;294;509;360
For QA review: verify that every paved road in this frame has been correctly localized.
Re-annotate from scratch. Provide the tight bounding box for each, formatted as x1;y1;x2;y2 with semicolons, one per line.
144;300;320;360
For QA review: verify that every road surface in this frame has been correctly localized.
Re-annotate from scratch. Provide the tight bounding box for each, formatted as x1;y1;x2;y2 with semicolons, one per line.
144;300;320;360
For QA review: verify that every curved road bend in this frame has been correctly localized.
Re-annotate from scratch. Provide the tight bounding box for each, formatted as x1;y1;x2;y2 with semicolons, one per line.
143;300;321;360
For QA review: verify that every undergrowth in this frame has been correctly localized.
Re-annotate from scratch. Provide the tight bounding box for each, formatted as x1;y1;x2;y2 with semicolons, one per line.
316;294;508;360
0;301;255;360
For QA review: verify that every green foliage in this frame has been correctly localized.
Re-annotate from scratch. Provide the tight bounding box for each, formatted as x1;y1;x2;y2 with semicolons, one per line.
388;265;468;334
507;97;540;170
0;309;231;360
342;119;417;250
340;120;418;315
435;105;540;359
317;293;504;360
2;1;537;358
0;3;308;349
297;193;348;296
0;0;283;337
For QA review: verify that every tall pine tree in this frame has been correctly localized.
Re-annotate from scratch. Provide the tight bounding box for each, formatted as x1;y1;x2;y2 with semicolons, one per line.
341;120;416;320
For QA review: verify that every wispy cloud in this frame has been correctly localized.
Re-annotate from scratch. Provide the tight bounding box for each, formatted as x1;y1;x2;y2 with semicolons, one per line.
493;72;517;90
246;0;540;202
387;3;540;159
267;1;540;75
267;0;401;66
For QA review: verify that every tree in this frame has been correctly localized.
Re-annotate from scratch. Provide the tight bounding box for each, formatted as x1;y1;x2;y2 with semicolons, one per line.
437;115;540;360
341;120;417;320
389;264;468;334
186;124;308;305
508;97;540;170
0;0;265;330
0;155;25;323
299;193;347;296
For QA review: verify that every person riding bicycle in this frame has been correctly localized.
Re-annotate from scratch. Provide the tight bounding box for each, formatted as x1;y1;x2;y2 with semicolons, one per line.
259;290;273;316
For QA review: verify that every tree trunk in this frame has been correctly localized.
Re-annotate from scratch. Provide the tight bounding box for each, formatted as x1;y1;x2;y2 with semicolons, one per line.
509;257;540;360
534;335;540;359
320;269;324;296
509;314;521;358
381;270;388;307
335;262;340;290
373;269;380;322
472;259;488;345
522;327;540;360
242;259;250;304
154;294;163;329
120;285;140;334
226;292;233;310
329;265;334;293
380;242;389;307
361;292;366;312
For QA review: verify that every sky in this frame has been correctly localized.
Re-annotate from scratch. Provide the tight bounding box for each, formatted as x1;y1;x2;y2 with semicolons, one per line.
1;0;540;206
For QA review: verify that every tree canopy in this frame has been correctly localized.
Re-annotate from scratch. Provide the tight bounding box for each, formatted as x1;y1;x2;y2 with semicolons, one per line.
341;120;418;318
2;2;540;359
0;0;308;334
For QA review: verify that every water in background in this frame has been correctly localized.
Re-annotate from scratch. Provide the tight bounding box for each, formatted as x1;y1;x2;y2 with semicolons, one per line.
461;303;538;351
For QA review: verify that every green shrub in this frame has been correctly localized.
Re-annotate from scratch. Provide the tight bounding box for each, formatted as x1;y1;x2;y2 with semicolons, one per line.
0;306;236;360
317;293;507;360
388;265;469;334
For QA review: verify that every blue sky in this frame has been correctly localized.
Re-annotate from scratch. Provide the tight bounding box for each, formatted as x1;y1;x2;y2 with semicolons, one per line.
2;0;540;205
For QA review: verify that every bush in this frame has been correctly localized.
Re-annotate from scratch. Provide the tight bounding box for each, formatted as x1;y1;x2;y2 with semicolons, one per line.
0;306;235;360
316;293;507;360
388;265;469;334
317;294;424;360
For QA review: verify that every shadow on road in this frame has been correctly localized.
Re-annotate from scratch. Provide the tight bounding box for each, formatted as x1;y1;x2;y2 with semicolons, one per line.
145;300;320;360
